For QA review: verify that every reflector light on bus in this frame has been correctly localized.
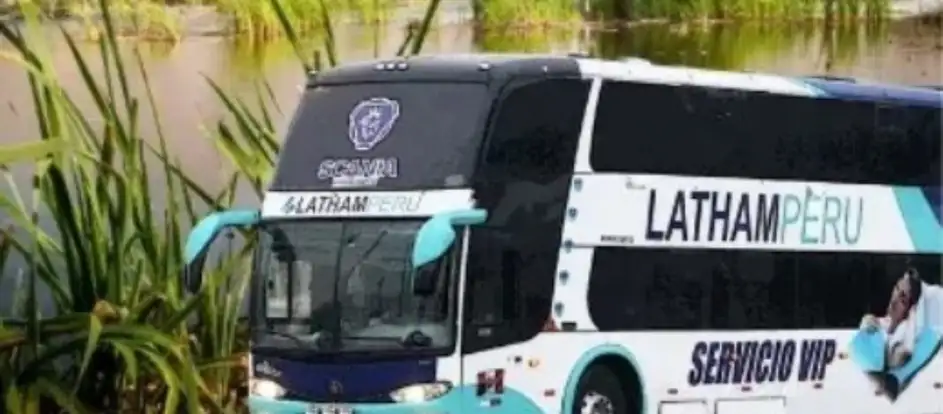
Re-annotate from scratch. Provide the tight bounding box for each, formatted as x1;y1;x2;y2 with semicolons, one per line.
476;369;505;396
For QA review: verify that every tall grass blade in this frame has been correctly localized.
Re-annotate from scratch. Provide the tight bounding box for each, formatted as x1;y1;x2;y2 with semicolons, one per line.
410;0;442;55
268;0;314;72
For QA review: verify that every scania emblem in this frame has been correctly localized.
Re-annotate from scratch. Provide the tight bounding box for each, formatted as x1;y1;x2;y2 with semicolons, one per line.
348;97;400;152
328;379;344;396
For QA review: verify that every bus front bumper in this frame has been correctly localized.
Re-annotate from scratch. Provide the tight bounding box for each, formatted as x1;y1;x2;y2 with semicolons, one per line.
248;385;544;414
249;395;453;414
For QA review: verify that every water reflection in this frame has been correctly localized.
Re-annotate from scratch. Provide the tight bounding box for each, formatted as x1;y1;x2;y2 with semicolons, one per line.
593;22;886;69
474;26;581;52
469;20;940;84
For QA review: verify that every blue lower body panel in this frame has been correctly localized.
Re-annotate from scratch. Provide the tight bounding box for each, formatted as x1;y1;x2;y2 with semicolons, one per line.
249;385;545;414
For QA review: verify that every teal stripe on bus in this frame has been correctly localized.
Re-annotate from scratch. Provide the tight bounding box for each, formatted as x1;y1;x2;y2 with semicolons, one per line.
893;186;943;253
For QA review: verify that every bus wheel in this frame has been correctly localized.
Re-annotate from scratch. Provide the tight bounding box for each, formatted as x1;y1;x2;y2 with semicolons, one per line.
573;365;628;414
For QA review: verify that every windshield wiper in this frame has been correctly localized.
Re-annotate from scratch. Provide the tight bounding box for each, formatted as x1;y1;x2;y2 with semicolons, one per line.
329;229;389;349
341;330;433;348
342;229;389;280
341;336;404;342
252;328;317;348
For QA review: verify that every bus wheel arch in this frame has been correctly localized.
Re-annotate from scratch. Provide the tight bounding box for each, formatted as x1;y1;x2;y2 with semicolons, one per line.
562;344;646;414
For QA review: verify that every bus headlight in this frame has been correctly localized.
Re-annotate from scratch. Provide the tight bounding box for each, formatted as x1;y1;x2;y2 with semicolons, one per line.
389;382;451;403
251;378;286;399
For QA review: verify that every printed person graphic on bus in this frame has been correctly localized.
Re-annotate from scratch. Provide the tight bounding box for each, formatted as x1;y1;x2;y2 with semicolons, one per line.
851;267;943;400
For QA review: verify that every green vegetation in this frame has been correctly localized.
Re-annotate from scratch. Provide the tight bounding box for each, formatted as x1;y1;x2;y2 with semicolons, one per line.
588;0;890;22
1;0;185;41
469;19;883;71
0;0;254;411
591;21;886;69
1;0;897;42
476;26;578;51
0;0;439;413
474;0;582;28
213;0;395;41
2;0;396;41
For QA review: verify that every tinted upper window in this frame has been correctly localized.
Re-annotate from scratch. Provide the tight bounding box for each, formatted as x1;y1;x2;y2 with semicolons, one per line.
590;82;941;186
480;79;590;182
271;82;489;190
463;78;589;354
587;247;941;331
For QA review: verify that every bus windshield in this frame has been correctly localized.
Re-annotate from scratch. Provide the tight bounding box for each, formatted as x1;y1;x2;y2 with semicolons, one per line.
251;219;458;355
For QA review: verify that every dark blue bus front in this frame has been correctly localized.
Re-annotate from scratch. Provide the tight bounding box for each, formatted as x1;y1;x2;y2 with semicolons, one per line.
246;212;471;414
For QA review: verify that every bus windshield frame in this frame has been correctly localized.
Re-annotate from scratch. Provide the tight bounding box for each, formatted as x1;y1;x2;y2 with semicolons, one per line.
248;218;462;360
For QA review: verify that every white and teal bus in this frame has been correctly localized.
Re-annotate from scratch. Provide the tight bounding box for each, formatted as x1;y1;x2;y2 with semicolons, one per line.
183;54;943;414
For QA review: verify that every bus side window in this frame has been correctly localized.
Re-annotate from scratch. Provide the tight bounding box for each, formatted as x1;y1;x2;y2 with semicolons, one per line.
467;229;508;327
875;104;941;186
500;251;520;320
463;226;535;354
466;248;521;328
590;81;941;187
481;79;586;182
465;78;586;354
468;277;503;327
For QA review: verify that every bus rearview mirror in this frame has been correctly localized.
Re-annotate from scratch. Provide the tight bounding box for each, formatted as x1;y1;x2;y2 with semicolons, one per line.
184;209;260;293
411;208;488;270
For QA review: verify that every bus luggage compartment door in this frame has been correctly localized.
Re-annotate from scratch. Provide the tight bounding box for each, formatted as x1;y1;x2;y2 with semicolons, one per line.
715;397;786;414
658;400;708;414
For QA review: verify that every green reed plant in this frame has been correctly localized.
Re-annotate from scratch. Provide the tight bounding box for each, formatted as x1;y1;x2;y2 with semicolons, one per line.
475;0;582;28
0;0;255;412
0;0;445;411
3;0;394;43
477;26;578;52
214;0;395;41
43;0;183;41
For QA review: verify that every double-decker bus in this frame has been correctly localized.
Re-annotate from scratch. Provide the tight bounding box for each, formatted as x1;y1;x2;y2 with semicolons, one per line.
183;54;943;414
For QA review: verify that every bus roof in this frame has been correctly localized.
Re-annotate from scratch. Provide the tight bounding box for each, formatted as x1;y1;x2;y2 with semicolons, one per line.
575;57;943;108
308;54;943;108
800;76;942;107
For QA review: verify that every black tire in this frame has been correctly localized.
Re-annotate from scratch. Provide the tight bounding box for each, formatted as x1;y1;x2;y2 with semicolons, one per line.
572;365;629;414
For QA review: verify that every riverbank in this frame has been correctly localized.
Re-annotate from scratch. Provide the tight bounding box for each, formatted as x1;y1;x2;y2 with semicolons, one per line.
0;0;403;40
3;0;939;43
